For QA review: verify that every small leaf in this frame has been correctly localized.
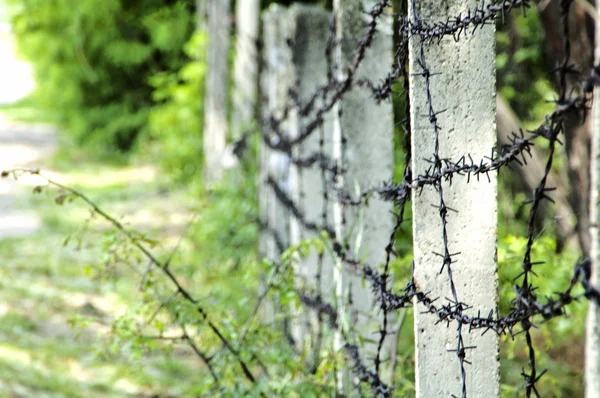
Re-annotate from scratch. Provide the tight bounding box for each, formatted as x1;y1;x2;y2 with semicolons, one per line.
55;193;67;205
141;237;159;247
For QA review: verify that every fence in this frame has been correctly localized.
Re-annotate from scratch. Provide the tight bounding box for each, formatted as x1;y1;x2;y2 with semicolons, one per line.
4;0;600;396
254;0;600;397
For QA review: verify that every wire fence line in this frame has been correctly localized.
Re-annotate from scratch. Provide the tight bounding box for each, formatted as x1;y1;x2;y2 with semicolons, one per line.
2;0;600;396
256;0;600;397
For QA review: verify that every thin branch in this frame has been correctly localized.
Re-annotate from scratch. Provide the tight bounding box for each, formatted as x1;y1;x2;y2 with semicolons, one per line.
1;168;261;387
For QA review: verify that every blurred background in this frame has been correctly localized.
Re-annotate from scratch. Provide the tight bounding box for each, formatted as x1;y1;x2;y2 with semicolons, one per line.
0;0;593;396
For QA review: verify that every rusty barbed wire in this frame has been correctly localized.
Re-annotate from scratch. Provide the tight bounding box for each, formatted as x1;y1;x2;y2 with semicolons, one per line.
7;0;589;396
259;0;535;157
2;0;599;395
255;0;600;396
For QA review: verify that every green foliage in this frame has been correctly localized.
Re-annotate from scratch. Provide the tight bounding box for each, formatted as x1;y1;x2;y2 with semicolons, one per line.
497;234;586;397
7;0;195;153
142;32;207;182
496;11;557;126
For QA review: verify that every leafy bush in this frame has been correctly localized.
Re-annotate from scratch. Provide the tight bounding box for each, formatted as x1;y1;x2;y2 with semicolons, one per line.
7;0;195;153
142;32;207;182
498;235;585;397
496;10;556;126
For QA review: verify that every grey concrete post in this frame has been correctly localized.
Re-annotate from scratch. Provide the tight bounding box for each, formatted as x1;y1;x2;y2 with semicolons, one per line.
408;1;499;397
332;0;395;383
259;6;292;325
586;4;600;396
233;0;260;137
196;0;207;31
286;4;334;355
204;0;231;184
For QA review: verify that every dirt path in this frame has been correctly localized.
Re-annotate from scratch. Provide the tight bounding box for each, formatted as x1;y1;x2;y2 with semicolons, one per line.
0;24;58;239
0;117;58;238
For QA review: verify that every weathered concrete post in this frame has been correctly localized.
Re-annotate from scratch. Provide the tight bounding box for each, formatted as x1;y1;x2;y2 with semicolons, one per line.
259;5;292;322
233;0;260;137
408;1;499;397
332;0;395;383
196;0;207;31
204;0;230;184
586;3;600;396
286;4;334;354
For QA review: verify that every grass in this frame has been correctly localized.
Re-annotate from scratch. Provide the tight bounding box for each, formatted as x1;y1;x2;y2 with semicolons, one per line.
0;143;209;396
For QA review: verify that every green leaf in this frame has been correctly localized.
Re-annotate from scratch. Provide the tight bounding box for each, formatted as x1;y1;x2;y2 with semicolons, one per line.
55;193;67;205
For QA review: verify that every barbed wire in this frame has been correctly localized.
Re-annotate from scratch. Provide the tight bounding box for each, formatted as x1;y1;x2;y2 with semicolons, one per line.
3;0;600;396
256;0;600;397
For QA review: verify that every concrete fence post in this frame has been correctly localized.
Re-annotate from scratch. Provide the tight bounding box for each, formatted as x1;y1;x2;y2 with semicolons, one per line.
259;4;291;262
332;0;395;386
285;5;334;354
586;3;600;396
233;0;260;137
261;2;396;376
287;4;333;355
196;0;207;31
261;2;335;356
408;1;499;396
259;5;292;323
204;0;231;184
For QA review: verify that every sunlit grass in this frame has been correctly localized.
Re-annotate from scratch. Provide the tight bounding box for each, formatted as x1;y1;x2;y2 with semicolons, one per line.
0;149;206;396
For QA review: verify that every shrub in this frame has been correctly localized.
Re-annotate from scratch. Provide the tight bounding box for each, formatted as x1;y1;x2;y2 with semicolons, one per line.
8;0;195;153
142;32;207;182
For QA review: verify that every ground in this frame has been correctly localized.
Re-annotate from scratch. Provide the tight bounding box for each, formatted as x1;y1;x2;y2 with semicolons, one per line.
0;21;203;398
